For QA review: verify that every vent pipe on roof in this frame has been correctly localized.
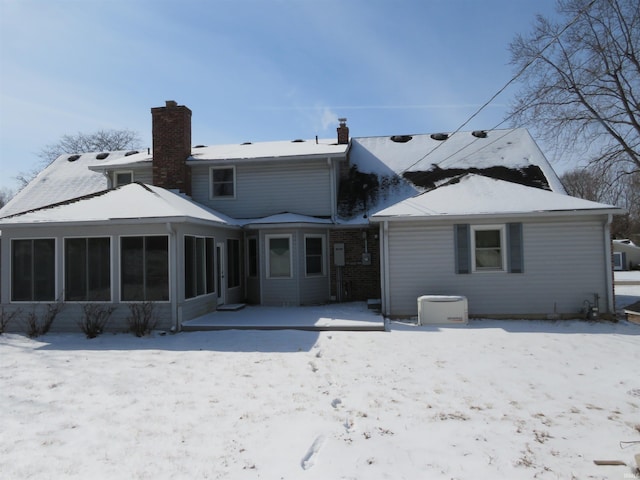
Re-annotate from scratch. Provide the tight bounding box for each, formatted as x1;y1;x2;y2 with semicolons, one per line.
337;118;349;145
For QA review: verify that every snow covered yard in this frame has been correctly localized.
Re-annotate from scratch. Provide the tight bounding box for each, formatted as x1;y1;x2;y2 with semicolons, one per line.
1;312;639;480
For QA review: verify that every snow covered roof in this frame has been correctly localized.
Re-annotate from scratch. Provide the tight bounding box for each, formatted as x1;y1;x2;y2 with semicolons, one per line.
0;183;238;227
87;149;152;170
0;151;127;217
371;174;621;221
349;128;565;192
187;138;348;164
240;213;334;228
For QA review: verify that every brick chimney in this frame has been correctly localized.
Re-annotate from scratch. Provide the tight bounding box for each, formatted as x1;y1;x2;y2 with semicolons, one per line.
151;100;192;195
337;118;349;145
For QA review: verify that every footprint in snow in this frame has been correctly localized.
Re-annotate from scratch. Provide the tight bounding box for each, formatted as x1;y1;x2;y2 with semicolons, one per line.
331;398;342;408
301;435;326;470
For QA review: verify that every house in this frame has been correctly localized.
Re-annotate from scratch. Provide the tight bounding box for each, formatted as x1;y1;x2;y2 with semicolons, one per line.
0;101;623;332
613;239;640;270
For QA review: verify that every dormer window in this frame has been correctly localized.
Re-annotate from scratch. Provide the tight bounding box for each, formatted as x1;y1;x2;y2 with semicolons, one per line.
210;166;236;198
114;171;133;187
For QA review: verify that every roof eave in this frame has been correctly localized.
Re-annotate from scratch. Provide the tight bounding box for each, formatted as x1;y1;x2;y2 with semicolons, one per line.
369;208;624;223
186;152;347;166
0;216;240;229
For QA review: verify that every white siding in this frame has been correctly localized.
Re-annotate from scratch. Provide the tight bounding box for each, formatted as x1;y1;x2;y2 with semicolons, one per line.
191;161;333;218
386;216;611;317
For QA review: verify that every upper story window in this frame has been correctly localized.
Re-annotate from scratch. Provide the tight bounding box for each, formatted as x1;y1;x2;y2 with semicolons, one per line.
210;167;235;198
114;171;133;187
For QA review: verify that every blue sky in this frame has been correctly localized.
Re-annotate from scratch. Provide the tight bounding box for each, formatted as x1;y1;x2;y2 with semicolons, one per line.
0;0;560;193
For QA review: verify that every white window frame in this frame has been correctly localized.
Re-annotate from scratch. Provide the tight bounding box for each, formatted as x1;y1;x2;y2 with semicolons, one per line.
209;166;236;199
113;170;134;187
304;234;326;277
265;234;293;279
471;225;507;273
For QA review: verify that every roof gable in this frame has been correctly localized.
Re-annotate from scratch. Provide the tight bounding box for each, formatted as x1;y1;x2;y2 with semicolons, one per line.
371;174;621;220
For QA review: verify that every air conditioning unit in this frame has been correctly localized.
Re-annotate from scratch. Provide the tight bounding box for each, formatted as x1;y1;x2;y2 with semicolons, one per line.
417;295;468;325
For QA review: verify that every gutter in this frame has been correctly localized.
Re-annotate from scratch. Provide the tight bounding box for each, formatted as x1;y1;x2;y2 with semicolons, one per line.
369;208;624;223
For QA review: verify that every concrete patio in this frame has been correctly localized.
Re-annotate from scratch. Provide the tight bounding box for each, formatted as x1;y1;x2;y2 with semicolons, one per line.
181;302;386;332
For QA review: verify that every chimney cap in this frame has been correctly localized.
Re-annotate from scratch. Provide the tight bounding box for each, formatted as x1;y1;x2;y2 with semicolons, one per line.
338;117;347;125
165;100;178;107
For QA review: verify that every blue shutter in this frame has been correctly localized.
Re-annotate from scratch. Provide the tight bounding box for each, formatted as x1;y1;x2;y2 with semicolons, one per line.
454;224;471;274
507;223;524;273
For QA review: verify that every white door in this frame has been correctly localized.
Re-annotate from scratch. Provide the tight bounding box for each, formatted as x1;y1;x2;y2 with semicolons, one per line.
216;242;225;305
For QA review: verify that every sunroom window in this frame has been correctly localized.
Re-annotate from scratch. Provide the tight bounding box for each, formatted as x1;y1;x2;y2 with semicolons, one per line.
11;239;56;301
184;236;215;299
65;237;111;301
121;236;169;301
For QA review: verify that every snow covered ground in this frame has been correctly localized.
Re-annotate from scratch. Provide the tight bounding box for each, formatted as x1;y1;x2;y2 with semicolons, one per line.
1;282;639;479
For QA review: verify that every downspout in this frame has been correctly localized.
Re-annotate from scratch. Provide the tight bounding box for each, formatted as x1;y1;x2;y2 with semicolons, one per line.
166;222;180;332
381;221;391;318
603;214;614;316
328;157;336;223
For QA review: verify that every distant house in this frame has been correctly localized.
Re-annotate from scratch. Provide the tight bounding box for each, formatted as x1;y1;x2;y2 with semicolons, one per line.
613;239;640;270
0;101;623;332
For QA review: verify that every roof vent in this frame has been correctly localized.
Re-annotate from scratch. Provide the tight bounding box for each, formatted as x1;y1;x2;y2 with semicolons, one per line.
430;133;449;141
124;150;139;156
193;145;206;148
241;142;252;145
390;135;413;143
96;152;110;160
472;130;488;138
292;139;305;143
67;154;81;162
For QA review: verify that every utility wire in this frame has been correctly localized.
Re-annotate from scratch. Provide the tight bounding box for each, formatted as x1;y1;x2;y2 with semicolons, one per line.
399;0;598;175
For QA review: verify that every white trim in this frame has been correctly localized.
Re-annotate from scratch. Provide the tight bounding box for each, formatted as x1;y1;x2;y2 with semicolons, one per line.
304;233;326;277
209;166;236;200
265;234;293;279
470;224;507;273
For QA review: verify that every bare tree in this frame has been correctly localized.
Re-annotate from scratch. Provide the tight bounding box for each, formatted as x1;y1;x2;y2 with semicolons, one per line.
18;129;142;186
509;0;640;174
561;165;640;237
0;187;14;209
